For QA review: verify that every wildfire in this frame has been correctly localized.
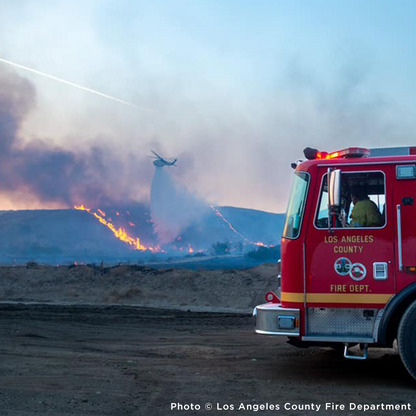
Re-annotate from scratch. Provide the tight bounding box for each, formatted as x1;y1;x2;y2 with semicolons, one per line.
73;204;271;254
210;206;272;249
210;205;248;240
254;242;275;248
74;204;149;251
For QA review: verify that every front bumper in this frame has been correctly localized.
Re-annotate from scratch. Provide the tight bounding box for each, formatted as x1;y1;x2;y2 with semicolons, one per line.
254;303;300;336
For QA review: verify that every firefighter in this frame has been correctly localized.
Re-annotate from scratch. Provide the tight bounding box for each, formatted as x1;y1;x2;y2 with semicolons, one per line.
349;187;383;227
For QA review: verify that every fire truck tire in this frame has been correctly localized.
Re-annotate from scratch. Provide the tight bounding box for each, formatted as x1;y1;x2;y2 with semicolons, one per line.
398;300;416;381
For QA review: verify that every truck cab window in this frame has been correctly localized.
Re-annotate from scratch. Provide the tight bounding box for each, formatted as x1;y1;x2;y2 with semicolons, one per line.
315;171;385;229
283;172;310;239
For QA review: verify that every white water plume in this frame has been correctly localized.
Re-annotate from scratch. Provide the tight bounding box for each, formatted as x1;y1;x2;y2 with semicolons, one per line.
150;167;209;244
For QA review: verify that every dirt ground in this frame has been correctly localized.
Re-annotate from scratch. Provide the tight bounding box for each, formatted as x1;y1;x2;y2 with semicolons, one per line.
0;304;414;416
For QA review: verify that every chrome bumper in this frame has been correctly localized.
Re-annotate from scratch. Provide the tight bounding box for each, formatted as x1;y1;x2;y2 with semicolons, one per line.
254;303;300;336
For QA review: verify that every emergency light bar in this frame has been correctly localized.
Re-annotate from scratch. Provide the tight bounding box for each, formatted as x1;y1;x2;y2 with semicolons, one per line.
303;147;370;160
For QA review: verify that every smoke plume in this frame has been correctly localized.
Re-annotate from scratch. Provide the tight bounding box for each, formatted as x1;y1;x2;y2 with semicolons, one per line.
0;68;152;207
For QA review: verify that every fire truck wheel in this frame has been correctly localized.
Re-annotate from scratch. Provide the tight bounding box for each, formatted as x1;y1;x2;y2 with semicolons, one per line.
398;300;416;381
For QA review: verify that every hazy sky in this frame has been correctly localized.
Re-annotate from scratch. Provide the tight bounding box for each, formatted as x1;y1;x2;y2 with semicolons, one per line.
0;0;415;212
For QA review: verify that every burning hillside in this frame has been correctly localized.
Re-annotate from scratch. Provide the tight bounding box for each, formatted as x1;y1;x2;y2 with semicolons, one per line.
0;68;284;266
74;205;154;251
67;159;283;257
0;206;284;265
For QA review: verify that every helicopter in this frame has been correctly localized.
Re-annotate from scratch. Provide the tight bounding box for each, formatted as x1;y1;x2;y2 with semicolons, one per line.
151;151;177;167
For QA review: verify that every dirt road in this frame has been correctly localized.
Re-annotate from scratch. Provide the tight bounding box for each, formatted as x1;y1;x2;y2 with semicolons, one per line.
0;304;414;416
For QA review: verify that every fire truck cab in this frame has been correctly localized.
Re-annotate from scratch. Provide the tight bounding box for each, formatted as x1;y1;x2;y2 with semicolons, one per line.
254;146;416;380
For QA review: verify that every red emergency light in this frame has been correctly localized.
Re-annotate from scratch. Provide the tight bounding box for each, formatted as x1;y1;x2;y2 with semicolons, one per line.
303;147;370;160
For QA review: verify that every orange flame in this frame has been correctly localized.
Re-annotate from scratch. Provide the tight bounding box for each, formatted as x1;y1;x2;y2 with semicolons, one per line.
147;245;162;252
188;244;194;253
74;204;148;251
254;242;274;248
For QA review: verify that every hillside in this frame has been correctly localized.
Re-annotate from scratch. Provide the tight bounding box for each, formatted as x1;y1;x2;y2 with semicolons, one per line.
0;207;285;266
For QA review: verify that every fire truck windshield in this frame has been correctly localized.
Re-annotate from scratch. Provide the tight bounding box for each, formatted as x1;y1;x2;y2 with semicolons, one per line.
283;172;310;239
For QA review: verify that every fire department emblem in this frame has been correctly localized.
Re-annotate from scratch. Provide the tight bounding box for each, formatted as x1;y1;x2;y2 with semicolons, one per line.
349;263;367;281
334;257;352;276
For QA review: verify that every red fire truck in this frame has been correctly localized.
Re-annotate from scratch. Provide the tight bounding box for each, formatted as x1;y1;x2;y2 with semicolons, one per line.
254;146;416;380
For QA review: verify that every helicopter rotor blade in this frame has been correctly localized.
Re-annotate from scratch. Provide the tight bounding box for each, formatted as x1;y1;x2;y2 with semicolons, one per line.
151;150;162;159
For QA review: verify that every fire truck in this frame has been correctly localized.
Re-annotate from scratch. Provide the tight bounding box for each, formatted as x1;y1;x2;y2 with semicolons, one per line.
254;146;416;380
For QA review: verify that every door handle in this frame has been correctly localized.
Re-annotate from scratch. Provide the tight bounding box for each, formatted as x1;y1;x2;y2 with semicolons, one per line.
397;204;403;271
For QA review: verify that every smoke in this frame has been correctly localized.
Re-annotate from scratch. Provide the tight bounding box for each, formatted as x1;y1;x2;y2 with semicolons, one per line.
0;67;153;207
1;51;414;214
150;166;209;243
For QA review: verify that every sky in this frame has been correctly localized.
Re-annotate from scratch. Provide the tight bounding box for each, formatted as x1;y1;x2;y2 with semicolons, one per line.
0;0;415;212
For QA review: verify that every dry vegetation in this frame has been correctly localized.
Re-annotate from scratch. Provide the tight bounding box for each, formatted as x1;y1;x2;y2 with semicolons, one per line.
0;263;278;312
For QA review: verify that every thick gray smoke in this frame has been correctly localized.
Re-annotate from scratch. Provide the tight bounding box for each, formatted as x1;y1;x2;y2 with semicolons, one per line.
150;167;209;243
0;68;151;207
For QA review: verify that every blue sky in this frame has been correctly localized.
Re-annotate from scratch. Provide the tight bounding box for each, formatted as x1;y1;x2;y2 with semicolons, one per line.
0;0;414;211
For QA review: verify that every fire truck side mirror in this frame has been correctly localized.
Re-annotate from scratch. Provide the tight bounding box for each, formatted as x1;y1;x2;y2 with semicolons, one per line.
328;169;341;207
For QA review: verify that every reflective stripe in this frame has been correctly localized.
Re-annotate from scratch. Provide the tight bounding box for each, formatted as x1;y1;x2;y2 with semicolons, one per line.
281;292;393;304
281;292;305;302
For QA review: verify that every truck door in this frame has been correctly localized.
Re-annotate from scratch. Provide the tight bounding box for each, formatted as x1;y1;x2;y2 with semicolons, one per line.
303;166;395;340
393;164;416;293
